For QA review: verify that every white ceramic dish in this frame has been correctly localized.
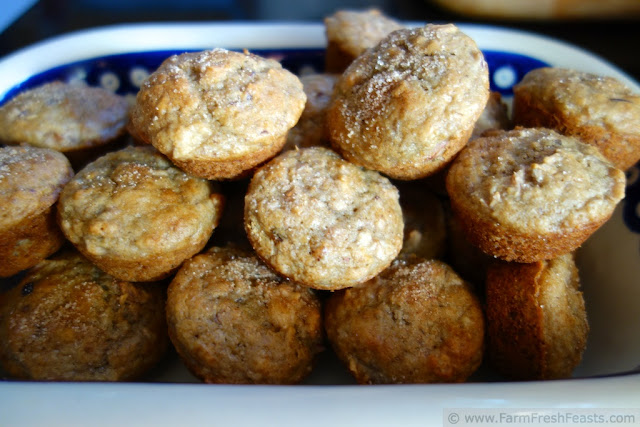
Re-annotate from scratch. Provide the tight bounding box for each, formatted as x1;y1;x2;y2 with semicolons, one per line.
0;22;639;426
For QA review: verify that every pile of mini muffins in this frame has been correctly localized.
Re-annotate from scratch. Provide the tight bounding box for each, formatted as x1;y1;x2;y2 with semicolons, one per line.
0;9;638;384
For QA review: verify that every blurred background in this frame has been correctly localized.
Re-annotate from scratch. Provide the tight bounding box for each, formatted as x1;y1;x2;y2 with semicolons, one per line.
0;0;639;80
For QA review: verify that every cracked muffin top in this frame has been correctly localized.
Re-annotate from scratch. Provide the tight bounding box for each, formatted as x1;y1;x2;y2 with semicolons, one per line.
513;67;640;170
447;127;625;235
58;146;223;261
129;48;306;179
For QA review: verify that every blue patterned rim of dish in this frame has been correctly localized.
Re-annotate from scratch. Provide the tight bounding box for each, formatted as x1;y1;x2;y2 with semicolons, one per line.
0;48;638;236
0;48;547;103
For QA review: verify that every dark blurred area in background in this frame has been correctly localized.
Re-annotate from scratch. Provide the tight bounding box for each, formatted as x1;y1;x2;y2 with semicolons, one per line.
0;0;639;80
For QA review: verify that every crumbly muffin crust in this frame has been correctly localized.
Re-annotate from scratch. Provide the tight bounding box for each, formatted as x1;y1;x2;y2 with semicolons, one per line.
244;147;403;290
58;146;224;281
324;9;404;73
486;253;588;380
129;48;306;179
0;146;74;277
513;67;640;170
0;251;168;381
446;127;625;262
166;246;323;384
325;257;485;384
0;81;130;152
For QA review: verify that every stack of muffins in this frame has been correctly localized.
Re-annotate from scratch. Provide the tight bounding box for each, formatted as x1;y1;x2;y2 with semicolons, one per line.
0;8;637;384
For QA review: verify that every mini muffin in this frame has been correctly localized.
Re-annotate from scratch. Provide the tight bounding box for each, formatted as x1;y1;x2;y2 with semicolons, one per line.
0;250;168;381
324;9;404;73
0;81;129;154
244;147;403;290
129;48;306;180
282;73;338;151
471;91;511;140
0;146;74;277
396;182;447;260
325;257;485;384
513;67;640;171
446;127;626;263
166;246;323;384
327;24;490;180
486;253;588;380
57;146;224;282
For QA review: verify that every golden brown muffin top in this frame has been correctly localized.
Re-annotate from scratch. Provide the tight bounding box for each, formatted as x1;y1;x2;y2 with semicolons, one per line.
167;245;322;384
447;128;625;234
129;48;306;163
173;245;281;291
344;257;476;311
0;81;130;152
58;146;223;259
0;145;73;229
0;250;167;381
169;246;319;314
326;257;484;384
244;147;403;290
328;24;489;179
514;67;640;137
324;9;404;58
